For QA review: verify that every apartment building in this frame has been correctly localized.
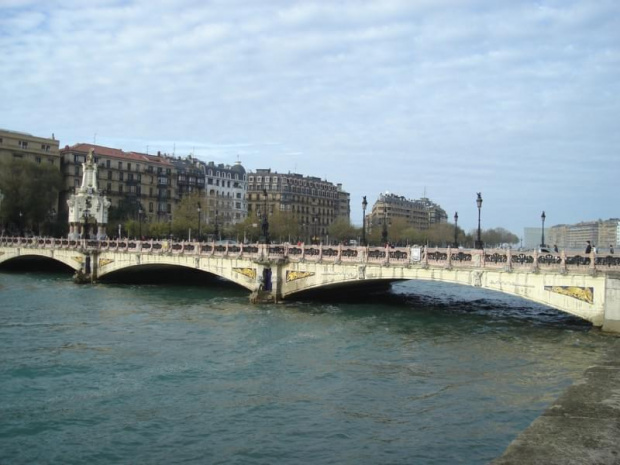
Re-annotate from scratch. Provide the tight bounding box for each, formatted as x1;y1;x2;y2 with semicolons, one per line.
60;144;248;229
369;192;448;230
0;129;61;168
247;169;349;242
547;219;620;250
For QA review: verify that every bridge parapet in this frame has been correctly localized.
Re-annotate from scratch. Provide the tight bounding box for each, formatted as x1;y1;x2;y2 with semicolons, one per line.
2;236;619;274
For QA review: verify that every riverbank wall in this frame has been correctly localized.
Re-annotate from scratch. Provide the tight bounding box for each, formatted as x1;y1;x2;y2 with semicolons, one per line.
492;337;620;464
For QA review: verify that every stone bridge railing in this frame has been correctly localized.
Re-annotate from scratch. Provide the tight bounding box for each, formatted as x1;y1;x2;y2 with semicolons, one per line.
2;236;619;274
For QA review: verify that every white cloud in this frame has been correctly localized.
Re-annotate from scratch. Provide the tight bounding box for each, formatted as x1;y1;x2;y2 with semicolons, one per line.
0;0;618;232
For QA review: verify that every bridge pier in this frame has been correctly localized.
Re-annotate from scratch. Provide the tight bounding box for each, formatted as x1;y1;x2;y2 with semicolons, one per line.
602;274;620;334
73;250;97;284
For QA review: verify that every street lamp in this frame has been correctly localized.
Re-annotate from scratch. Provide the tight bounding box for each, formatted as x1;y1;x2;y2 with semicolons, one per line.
381;209;388;245
362;196;368;246
19;211;23;237
540;211;546;248
168;213;172;239
261;189;269;244
138;207;143;239
196;202;201;241
214;209;220;241
454;211;459;248
475;192;483;249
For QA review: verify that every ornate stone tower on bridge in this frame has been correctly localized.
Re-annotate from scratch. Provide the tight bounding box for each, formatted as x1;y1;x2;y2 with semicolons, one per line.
67;148;111;239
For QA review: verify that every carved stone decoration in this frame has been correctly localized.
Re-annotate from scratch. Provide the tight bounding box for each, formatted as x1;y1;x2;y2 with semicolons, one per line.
99;258;114;267
234;267;257;280
286;270;315;282
358;265;366;279
473;270;483;287
66;148;111;240
72;256;84;264
545;286;594;304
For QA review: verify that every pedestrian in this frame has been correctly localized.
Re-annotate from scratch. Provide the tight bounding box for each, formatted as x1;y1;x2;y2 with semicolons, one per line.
585;241;592;254
611;244;615;254
553;244;558;253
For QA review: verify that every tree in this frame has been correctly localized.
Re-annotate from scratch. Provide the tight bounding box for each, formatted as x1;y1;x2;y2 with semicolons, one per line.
328;217;357;244
267;209;301;243
0;159;62;235
171;192;203;240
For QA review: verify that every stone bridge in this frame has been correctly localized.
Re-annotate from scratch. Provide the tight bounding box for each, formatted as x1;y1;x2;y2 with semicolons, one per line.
1;236;620;333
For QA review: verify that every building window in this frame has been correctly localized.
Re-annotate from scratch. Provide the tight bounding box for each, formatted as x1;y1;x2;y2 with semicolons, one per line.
106;160;110;168
35;157;41;164
127;163;131;171
108;171;112;180
119;184;123;193
119;172;124;181
118;161;122;170
149;202;154;212
18;140;28;149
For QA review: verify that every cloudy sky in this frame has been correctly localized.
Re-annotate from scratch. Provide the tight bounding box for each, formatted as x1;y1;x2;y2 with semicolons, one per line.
1;0;618;235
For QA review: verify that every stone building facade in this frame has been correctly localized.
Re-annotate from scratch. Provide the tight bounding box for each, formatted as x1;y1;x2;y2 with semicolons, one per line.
547;219;620;251
368;192;448;231
247;169;350;243
0;129;61;168
59;144;247;229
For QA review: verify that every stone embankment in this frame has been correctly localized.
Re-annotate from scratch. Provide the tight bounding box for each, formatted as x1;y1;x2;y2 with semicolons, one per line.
492;337;620;464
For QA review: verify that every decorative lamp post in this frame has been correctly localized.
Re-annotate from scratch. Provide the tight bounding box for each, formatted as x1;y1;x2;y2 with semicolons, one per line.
196;202;202;241
381;209;388;245
214;209;220;241
475;192;483;249
540;211;546;248
261;189;269;244
168;213;172;239
362;196;368;246
138;207;143;239
454;211;459;248
19;211;23;237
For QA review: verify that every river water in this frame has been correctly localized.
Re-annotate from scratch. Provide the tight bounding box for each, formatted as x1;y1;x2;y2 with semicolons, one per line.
0;269;614;464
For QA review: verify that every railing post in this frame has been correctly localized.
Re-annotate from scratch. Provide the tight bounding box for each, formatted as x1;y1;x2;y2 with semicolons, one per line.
506;248;512;271
447;246;452;268
591;250;597;272
423;245;429;267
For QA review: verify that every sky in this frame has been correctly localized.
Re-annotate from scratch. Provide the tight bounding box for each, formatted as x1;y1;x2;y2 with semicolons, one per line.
1;0;618;235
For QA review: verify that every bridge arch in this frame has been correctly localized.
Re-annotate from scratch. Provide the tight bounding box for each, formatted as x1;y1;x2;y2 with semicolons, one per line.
279;262;606;326
95;251;259;292
0;249;81;272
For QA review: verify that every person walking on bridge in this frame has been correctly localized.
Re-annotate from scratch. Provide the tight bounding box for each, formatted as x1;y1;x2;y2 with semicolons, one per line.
585;241;592;254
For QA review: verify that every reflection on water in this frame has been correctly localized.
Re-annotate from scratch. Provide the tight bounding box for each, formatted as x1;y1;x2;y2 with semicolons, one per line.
0;271;612;465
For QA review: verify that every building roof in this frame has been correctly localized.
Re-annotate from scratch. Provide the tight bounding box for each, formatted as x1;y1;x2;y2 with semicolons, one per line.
62;143;173;166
